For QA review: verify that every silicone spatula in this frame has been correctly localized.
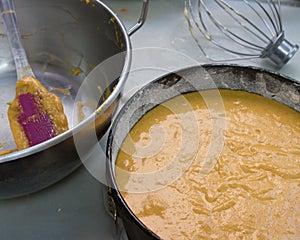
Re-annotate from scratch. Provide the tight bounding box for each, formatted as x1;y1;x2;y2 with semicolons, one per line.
0;0;68;150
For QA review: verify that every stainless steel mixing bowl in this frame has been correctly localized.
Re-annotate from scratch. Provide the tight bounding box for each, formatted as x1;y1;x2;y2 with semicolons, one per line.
0;0;149;199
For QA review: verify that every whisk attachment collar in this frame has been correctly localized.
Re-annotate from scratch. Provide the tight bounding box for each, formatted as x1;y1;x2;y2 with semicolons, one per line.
262;32;299;68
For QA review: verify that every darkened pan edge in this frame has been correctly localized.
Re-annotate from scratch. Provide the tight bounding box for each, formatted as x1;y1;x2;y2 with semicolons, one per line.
106;64;300;240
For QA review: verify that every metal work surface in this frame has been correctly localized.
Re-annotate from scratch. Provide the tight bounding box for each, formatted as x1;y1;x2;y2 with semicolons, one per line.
0;0;299;239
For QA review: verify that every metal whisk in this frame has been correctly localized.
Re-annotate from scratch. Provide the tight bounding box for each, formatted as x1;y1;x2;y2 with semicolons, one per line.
184;0;299;68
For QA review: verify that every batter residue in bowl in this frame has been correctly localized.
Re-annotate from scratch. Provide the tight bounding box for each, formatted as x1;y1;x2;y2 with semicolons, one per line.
115;89;300;240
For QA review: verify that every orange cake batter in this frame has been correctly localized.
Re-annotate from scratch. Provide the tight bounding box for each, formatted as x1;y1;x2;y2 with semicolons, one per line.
115;89;300;240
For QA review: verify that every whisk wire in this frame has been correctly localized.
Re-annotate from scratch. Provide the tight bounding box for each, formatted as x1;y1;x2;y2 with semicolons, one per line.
243;0;276;38
253;0;281;36
198;0;272;54
265;0;283;33
184;2;211;59
185;0;262;59
194;0;258;55
213;0;270;47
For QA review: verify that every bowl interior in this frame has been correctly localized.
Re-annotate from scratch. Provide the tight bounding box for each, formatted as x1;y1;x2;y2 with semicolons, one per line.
0;0;128;153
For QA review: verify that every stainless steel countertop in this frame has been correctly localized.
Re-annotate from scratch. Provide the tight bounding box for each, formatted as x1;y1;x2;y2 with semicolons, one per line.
0;1;299;239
